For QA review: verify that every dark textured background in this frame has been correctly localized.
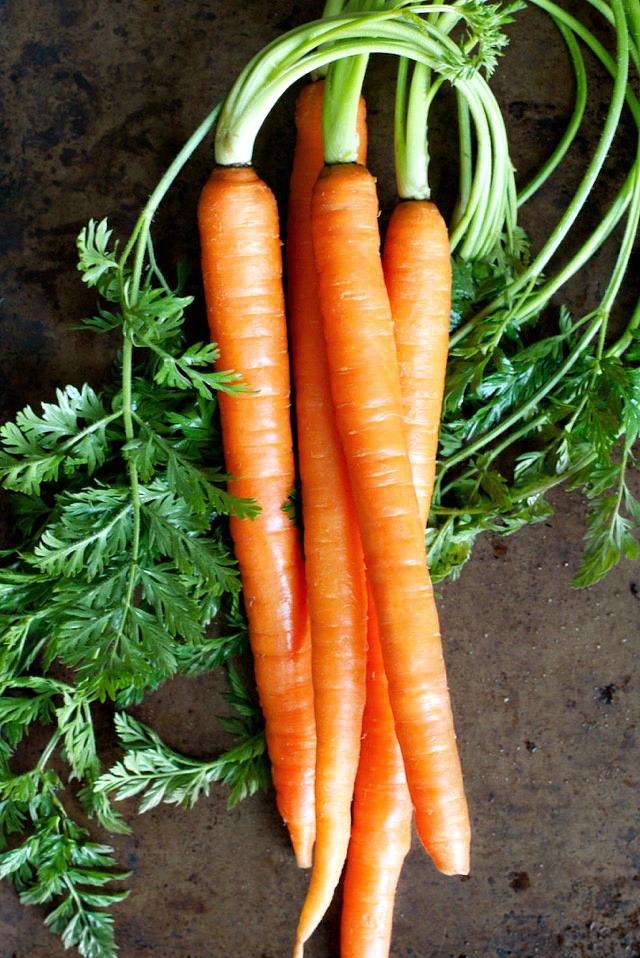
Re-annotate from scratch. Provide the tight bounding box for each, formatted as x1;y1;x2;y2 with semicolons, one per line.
1;2;639;956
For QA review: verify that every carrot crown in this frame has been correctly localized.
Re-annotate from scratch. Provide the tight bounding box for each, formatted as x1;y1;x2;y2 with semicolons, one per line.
211;2;520;259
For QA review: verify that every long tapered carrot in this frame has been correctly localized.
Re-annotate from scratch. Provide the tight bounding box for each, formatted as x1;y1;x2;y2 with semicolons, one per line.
386;56;452;526
340;581;413;958
383;198;451;524
197;165;316;868
287;80;369;957
310;160;470;877
339;194;452;958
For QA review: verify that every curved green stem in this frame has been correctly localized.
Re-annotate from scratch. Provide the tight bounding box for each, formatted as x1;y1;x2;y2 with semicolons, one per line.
516;19;588;205
119;337;142;585
322;0;349;15
210;3;518;260
119;102;222;299
214;7;510;167
108;102;224;629
432;444;597;519
450;90;473;229
36;729;62;772
439;313;604;481
604;162;640;355
448;75;516;259
501;175;633;328
450;0;633;346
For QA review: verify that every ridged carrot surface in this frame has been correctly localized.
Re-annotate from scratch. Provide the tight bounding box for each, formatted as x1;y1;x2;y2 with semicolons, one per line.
310;161;470;877
287;81;369;956
383;198;452;523
341;197;454;956
198;165;316;868
340;581;413;958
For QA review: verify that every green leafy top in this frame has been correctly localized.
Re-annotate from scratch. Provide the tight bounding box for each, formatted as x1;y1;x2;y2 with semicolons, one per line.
0;138;260;956
424;0;640;587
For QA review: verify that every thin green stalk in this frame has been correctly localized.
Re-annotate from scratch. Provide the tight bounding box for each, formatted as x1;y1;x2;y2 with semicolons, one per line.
214;11;385;162
119;102;222;298
518;0;628;257
448;86;494;254
450;91;473;229
105;103;225;641
516;20;588;205
502;175;633;327
322;0;349;15
439;314;604;481
451;0;631;344
597;175;640;350
36;730;62;772
590;0;640;66
603;163;640;355
623;0;640;57
313;0;375;84
432;447;597;517
449;76;516;259
117;331;143;657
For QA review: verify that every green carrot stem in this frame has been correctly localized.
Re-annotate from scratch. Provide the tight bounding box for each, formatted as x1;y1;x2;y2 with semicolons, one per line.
322;46;370;163
394;58;433;199
439;314;604;480
516;19;587;206
450;91;473;229
450;0;632;345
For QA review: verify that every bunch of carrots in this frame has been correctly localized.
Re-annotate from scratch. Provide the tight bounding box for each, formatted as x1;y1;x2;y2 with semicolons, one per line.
197;3;517;954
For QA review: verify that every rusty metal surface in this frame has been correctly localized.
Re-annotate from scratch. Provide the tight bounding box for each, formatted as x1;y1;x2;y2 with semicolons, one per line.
1;1;639;956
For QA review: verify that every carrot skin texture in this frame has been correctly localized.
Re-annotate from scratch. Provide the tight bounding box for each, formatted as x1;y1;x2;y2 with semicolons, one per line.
197;165;316;868
341;200;453;956
310;162;470;877
383;199;452;523
287;82;369;955
340;583;413;958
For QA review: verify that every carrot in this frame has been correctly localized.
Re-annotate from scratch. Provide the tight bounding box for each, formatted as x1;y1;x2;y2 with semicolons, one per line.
383;198;451;524
197;165;316;868
287;79;369;956
386;57;452;524
340;581;413;958
310;160;470;877
339;182;452;958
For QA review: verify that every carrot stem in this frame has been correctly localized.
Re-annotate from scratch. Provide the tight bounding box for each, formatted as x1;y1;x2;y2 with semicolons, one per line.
322;44;370;162
451;0;632;342
516;20;588;206
450;90;472;229
394;58;433;200
119;102;222;295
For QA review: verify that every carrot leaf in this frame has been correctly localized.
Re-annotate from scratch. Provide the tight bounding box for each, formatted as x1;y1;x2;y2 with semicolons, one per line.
0;121;263;953
0;739;129;958
95;697;268;813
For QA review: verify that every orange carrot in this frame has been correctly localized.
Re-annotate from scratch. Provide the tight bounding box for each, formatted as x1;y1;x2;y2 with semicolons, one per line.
310;161;470;877
287;80;369;956
197;165;316;868
383;198;451;524
340;581;413;958
339;198;452;957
